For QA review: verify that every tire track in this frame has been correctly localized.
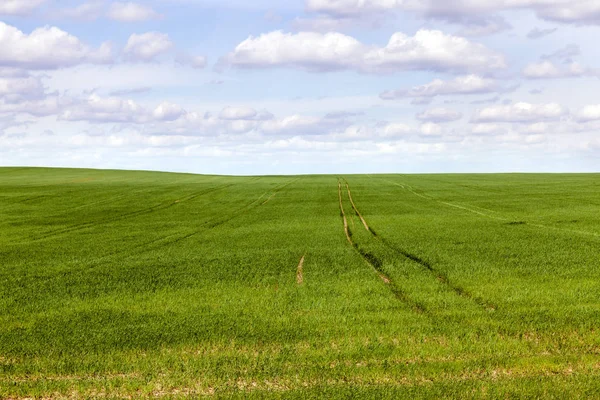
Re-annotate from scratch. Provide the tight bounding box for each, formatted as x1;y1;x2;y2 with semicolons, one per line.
338;179;424;313
384;177;600;239
25;183;235;242
338;181;352;243
296;255;305;285
344;180;370;232
345;179;497;312
9;179;299;296
384;179;507;221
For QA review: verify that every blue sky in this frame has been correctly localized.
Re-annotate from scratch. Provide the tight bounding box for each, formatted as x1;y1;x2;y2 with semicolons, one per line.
1;0;599;174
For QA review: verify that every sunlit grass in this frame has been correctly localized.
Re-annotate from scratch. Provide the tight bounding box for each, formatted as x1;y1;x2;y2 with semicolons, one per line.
1;168;599;398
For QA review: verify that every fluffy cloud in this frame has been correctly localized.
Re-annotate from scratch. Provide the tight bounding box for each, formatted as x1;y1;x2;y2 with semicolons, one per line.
416;108;463;123
0;0;46;15
0;22;112;69
420;122;443;136
471;102;567;123
381;75;498;99
0;69;45;102
381;123;413;137
175;54;207;69
60;94;149;123
471;123;504;135
522;60;590;79
261;115;325;135
219;106;258;120
0;96;62;117
153;102;185;121
306;0;600;25
107;2;161;22
123;32;173;62
523;44;596;79
576;105;600;122
455;16;512;37
221;30;506;74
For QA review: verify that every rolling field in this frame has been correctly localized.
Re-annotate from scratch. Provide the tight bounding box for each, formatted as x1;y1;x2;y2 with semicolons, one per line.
1;167;600;398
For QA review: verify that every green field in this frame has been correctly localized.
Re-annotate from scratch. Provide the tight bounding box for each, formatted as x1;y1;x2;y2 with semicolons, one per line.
1;167;600;399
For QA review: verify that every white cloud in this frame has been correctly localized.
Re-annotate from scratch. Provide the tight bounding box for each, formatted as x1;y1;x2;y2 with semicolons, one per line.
420;122;443;136
53;1;105;20
0;71;45;102
381;75;498;99
472;102;567;123
306;0;600;26
576;104;600;122
471;123;504;135
219;106;258;120
221;30;506;74
123;32;173;62
60;94;147;123
261;115;324;135
0;0;46;15
381;123;413;137
0;96;62;117
108;2;161;22
153;102;185;121
522;60;590;79
0;22;112;69
456;16;512;37
175;54;207;69
416;107;463;123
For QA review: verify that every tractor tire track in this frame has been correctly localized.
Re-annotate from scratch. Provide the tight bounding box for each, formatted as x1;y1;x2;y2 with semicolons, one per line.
296;255;305;285
338;179;424;313
384;177;599;239
343;180;370;232
25;183;235;243
346;179;497;312
13;179;298;293
338;181;352;244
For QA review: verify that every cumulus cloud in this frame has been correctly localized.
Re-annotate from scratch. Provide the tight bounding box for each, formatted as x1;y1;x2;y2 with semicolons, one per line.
153;102;185;121
381;123;413;137
307;0;600;26
219;106;258;120
123;32;173;62
576;105;600;122
416;108;463;123
108;2;161;22
0;22;112;69
522;60;591;79
523;44;597;79
0;74;45;102
261;115;325;135
0;96;62;117
175;53;207;69
52;1;105;20
221;30;506;74
53;1;160;22
420;122;443;136
471;102;567;123
455;16;512;37
380;75;499;100
60;94;149;123
471;123;504;135
0;0;46;15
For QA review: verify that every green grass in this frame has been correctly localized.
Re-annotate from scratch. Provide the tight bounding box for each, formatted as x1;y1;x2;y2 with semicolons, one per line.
1;167;600;398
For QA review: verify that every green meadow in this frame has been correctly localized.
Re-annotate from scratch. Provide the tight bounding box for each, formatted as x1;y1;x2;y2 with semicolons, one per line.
1;167;599;398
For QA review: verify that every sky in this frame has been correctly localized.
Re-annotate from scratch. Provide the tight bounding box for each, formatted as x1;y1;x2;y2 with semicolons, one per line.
1;0;599;175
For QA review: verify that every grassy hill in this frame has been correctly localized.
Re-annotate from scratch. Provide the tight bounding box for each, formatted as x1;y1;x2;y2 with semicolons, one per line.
1;167;600;398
